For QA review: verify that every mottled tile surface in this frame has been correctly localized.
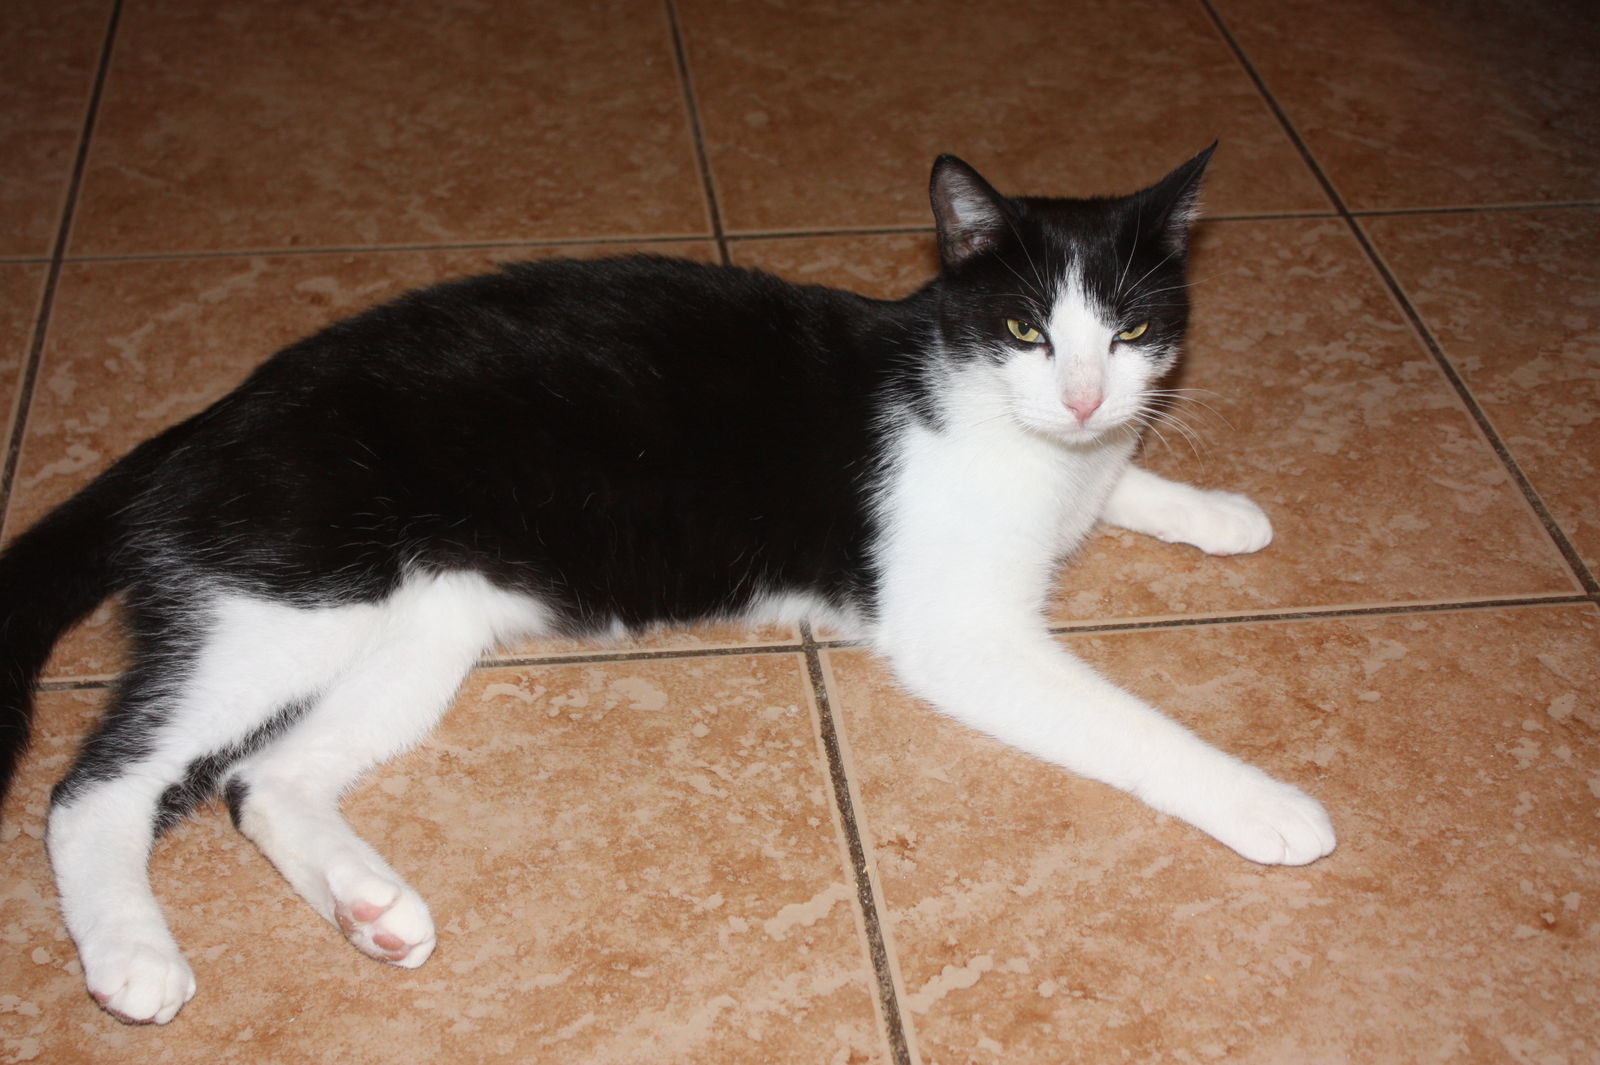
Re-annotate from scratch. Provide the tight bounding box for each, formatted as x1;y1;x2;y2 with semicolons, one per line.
1363;208;1600;579
70;0;710;254
0;0;108;258
0;265;46;445
827;606;1600;1064
680;0;1331;231
3;1;1597;1060
1213;0;1600;209
0;657;889;1064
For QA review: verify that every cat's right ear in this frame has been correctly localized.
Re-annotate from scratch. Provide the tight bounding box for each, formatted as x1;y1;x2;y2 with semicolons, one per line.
930;155;1011;268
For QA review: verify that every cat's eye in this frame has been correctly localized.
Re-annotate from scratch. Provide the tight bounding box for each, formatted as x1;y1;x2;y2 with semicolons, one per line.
1117;322;1149;341
1006;318;1045;344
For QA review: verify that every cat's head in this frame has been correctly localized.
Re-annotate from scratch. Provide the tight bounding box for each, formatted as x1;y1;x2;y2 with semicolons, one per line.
928;146;1214;444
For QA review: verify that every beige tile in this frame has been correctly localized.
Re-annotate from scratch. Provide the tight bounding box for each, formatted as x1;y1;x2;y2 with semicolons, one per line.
733;224;1578;623
71;0;710;255
0;265;46;447
679;0;1331;233
1363;208;1600;578
492;620;801;662
826;605;1600;1064
8;242;716;681
1214;0;1600;210
0;0;108;257
0;655;889;1063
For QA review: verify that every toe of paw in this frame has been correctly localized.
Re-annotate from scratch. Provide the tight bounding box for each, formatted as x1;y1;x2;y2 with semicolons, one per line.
87;948;196;1025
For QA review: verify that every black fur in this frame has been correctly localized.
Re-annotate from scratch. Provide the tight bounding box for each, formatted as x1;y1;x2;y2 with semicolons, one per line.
0;149;1212;814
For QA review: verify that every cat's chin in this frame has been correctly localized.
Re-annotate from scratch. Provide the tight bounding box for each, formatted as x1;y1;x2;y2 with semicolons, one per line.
1028;417;1137;449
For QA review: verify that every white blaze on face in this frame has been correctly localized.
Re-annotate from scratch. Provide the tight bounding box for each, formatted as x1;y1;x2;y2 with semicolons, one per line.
992;264;1169;443
1046;275;1113;425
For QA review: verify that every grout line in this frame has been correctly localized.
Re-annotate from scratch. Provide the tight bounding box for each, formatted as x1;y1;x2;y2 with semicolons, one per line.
1195;0;1350;217
43;593;1596;694
483;640;804;668
662;0;730;266
1197;0;1600;598
800;622;914;1065
1350;201;1600;218
1347;222;1600;596
58;204;1596;271
1045;594;1596;636
59;233;720;265
1;0;124;520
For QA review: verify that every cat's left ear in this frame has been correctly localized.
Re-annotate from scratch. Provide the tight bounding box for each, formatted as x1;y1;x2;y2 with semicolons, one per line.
1138;141;1218;252
930;155;1013;268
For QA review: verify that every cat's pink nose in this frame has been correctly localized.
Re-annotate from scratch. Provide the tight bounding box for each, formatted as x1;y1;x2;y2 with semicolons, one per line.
1064;394;1103;423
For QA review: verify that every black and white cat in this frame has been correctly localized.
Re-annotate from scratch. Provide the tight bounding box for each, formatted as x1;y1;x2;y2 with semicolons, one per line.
0;147;1334;1025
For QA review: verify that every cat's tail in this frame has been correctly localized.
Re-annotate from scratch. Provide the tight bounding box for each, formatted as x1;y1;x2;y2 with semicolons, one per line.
0;444;153;813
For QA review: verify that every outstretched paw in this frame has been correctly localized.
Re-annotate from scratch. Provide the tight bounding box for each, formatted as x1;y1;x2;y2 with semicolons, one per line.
330;869;436;968
1206;770;1336;866
1152;489;1273;557
83;939;196;1025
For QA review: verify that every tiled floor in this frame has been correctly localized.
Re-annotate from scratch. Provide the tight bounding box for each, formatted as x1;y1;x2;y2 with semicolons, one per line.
1;0;1596;1062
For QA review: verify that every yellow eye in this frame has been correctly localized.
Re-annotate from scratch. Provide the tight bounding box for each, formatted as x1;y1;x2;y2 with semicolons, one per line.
1117;322;1149;341
1006;319;1044;343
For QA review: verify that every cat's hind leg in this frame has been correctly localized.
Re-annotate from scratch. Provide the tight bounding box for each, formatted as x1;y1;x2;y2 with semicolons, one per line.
47;596;354;1024
223;572;547;968
1100;464;1273;556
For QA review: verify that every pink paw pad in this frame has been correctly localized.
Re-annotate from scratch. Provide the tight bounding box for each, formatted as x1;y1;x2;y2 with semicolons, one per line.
331;879;436;968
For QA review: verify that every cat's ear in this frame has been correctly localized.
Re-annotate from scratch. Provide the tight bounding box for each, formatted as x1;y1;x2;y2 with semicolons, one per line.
1138;142;1217;252
930;155;1012;268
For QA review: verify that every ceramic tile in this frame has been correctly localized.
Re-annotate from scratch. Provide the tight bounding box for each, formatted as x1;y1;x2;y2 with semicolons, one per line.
0;655;889;1063
1213;0;1600;210
826;605;1600;1064
0;265;46;448
0;0;108;258
1362;208;1600;580
492;620;801;662
731;224;1578;623
6;242;716;681
678;0;1331;233
70;0;710;255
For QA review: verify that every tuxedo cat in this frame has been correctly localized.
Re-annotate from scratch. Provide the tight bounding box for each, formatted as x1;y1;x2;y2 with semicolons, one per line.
0;147;1334;1024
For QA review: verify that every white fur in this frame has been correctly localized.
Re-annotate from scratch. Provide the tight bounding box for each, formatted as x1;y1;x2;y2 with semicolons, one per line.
869;277;1332;870
48;572;552;1023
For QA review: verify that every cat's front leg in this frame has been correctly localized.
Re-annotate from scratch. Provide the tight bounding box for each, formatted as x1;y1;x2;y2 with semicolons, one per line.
1101;464;1273;556
873;620;1335;865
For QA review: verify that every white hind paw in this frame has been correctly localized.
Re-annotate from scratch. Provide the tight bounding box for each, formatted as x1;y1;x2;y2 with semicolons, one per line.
1205;770;1336;866
83;940;196;1025
330;869;436;967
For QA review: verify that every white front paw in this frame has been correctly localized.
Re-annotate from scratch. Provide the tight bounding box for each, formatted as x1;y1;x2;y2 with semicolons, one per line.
82;938;197;1025
328;863;437;968
1201;768;1336;866
1153;489;1273;556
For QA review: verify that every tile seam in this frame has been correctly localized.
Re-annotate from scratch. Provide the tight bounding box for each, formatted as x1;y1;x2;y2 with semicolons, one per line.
59;233;720;264
1196;0;1600;598
1348;218;1600;596
800;624;914;1065
1351;201;1600;217
1044;594;1596;635
662;0;730;266
65;208;1561;269
1;0;124;520
51;213;1410;268
41;595;1595;693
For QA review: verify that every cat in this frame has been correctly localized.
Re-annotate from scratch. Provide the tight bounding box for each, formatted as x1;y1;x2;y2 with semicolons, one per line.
0;146;1334;1025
